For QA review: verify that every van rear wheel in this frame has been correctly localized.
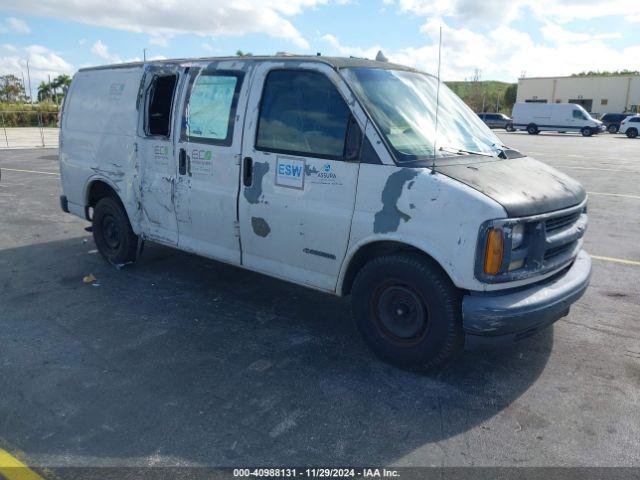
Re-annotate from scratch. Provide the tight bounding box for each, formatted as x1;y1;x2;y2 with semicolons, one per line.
607;124;618;134
351;253;463;369
92;196;139;265
581;127;593;137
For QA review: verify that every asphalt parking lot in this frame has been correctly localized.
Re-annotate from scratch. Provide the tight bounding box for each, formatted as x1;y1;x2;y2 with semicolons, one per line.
0;132;639;473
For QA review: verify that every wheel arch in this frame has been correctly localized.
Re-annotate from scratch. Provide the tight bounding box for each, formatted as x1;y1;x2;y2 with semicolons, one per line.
83;176;136;223
337;237;458;297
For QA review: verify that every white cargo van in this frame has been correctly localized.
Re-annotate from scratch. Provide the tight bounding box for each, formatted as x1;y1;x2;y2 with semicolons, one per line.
59;56;591;368
512;102;604;136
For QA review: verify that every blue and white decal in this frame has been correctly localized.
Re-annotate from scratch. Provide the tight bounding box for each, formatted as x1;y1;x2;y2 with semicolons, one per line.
276;156;305;189
309;163;342;185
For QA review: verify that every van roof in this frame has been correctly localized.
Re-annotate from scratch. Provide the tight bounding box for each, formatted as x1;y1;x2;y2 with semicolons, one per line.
78;55;420;74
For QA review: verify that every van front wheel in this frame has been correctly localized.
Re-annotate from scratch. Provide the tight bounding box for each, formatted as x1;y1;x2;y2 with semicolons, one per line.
351;253;463;369
581;127;593;137
526;124;538;135
92;196;139;265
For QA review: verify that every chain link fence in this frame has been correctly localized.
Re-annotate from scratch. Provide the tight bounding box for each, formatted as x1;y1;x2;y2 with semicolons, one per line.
0;110;60;148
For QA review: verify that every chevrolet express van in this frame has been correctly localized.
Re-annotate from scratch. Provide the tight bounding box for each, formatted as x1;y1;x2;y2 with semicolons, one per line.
59;56;591;368
512;102;604;136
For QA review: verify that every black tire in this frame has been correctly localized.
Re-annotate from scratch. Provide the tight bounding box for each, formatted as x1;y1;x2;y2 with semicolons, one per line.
581;127;592;137
627;128;638;139
351;253;463;369
607;124;618;134
92;196;139;265
527;124;538;135
505;123;515;132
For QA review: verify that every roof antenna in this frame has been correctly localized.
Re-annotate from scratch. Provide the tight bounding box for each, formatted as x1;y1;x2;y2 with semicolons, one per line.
431;26;442;173
375;50;388;62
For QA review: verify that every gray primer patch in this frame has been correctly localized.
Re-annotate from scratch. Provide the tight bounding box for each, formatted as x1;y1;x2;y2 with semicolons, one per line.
251;217;271;237
243;161;269;204
374;168;419;234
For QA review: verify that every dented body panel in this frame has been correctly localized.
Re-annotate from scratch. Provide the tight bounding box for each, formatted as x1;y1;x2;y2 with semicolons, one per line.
60;55;591;347
60;66;143;230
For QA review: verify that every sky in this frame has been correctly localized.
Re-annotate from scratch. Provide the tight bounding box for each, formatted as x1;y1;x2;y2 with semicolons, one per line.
1;0;639;98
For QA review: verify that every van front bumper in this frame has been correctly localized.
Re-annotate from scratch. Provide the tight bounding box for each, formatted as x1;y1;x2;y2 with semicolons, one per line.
462;250;591;349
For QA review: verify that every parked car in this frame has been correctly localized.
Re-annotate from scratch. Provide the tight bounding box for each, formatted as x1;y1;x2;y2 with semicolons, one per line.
619;114;640;138
59;56;591;369
601;113;631;133
512;102;604;136
477;112;512;129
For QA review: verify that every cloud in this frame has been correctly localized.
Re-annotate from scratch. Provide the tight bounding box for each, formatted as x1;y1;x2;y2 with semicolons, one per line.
319;34;381;58
0;17;30;33
388;0;640;25
369;0;640;80
0;0;340;50
0;43;74;98
540;22;622;44
318;23;640;82
91;40;122;63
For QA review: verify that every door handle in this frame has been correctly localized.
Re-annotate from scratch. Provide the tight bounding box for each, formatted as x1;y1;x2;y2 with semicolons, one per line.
243;156;253;187
179;148;187;175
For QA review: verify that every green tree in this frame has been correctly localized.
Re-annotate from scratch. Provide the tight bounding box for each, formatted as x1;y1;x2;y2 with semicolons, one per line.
37;81;52;102
503;84;517;110
235;50;253;57
49;74;72;104
0;74;26;102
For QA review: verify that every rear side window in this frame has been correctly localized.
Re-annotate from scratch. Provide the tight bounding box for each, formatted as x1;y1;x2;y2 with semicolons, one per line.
256;70;351;159
147;74;177;137
182;72;243;145
632;117;640;123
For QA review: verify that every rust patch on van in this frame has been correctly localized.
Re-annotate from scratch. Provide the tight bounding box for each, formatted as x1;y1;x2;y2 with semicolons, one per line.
251;217;271;237
374;168;418;234
243;161;269;204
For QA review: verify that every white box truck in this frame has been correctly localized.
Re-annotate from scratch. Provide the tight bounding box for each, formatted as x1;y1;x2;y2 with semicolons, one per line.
59;56;591;368
511;102;604;136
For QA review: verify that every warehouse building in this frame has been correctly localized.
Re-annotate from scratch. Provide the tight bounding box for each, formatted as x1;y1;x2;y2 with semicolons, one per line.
516;74;640;117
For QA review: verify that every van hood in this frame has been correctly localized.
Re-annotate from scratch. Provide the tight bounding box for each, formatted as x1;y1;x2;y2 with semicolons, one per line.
434;156;586;217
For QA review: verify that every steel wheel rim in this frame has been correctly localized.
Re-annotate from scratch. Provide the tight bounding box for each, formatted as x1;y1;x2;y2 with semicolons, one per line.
374;283;429;345
101;214;120;252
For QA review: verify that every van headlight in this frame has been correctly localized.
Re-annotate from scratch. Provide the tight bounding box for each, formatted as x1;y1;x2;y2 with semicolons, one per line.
477;220;530;281
511;224;525;249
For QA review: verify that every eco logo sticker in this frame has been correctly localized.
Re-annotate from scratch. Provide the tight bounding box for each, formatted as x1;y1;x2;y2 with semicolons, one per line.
190;148;214;175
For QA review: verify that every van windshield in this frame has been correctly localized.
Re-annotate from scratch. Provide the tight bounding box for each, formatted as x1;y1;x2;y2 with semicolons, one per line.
341;68;503;162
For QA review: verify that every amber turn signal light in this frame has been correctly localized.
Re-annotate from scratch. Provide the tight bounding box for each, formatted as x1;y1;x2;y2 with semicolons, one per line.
484;228;504;275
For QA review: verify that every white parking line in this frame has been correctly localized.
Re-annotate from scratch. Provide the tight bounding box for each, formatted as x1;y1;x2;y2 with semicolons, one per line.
557;165;638;174
587;191;640;200
591;255;640;267
1;167;60;176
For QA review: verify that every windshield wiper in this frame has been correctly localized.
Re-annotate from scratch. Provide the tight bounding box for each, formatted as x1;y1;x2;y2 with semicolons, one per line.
438;146;495;157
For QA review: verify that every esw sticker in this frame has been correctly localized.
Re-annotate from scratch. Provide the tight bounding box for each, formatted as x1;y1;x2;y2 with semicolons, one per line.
275;156;305;189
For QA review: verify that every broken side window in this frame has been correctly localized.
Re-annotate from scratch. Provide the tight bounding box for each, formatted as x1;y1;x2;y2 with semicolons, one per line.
147;74;178;137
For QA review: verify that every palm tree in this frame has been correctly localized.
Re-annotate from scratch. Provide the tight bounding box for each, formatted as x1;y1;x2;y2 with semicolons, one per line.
50;74;72;104
37;81;51;102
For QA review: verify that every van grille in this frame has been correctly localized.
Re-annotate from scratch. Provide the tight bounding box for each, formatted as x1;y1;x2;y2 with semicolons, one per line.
545;211;581;233
541;205;587;271
477;200;588;283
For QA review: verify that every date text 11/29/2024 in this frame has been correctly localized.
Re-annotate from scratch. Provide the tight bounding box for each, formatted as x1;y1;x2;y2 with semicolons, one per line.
233;468;400;478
